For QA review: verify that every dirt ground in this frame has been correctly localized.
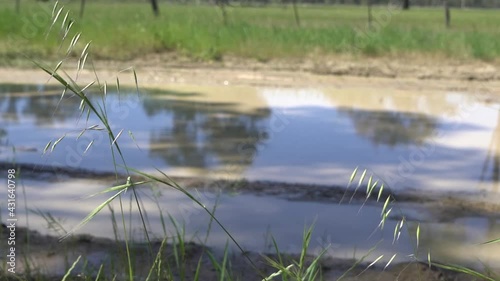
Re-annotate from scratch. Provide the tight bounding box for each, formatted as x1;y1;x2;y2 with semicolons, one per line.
1;54;500;95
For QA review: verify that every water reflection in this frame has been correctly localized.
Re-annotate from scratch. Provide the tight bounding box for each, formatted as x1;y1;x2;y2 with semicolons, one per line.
0;83;63;95
0;128;6;146
2;83;500;275
0;83;498;192
410;216;500;268
143;98;270;169
11;177;500;275
337;108;437;146
0;83;80;125
480;110;500;190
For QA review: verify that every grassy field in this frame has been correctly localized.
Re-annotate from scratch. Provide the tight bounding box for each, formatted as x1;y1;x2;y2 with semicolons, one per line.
0;2;499;65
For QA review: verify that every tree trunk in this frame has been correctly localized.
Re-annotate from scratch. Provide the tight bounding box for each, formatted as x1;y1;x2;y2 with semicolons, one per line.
216;0;228;25
403;0;410;9
444;0;450;28
367;0;372;27
151;0;160;17
79;0;86;18
292;0;300;27
220;3;228;25
15;0;20;13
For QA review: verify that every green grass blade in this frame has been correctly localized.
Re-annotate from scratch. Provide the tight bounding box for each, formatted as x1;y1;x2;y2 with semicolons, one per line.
481;237;500;245
47;6;64;38
83;140;94;154
127;167;261;272
381;196;391;216
51;134;66;152
145;236;168;281
377;184;384;202
350;169;367;203
384;254;397;270
357;254;384;276
337;240;382;281
341;166;358;203
61;255;81;281
43;140;52;155
112;129;124;146
262;264;294;281
94;264;104;281
61;188;127;240
416;223;421;248
431;262;495;281
193;254;204;281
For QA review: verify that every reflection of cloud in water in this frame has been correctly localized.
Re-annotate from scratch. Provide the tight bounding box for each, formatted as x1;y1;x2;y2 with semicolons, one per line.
2;84;500;275
260;88;331;108
1;84;499;193
15;177;500;275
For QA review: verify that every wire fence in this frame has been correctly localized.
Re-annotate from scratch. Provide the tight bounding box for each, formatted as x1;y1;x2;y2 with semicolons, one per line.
0;0;499;8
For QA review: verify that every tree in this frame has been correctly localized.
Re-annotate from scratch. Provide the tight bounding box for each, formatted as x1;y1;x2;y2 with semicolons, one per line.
292;0;301;27
150;0;159;17
80;0;86;18
216;0;229;25
444;0;450;28
403;0;410;9
367;0;372;27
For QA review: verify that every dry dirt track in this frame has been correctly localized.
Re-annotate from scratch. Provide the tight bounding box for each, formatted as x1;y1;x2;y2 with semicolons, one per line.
1;54;500;95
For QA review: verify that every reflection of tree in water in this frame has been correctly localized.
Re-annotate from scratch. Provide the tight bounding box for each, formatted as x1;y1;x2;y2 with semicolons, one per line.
338;108;437;146
492;112;500;189
0;84;80;125
143;98;270;169
0;128;7;146
480;110;500;191
409;217;500;268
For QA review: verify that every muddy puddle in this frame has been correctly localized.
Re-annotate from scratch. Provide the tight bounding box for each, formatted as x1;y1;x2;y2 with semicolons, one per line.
0;82;500;276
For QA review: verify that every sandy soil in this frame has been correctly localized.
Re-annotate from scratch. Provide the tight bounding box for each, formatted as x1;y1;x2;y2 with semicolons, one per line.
1;54;500;95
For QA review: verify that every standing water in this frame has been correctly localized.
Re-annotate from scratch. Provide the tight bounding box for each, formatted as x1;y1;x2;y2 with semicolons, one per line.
0;82;499;274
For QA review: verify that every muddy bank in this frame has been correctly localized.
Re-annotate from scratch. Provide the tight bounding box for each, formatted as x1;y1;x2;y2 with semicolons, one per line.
124;53;500;82
0;226;491;281
14;52;500;82
2;57;500;96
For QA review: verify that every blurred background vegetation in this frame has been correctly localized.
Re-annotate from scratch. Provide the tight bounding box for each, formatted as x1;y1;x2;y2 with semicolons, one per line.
0;0;498;65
